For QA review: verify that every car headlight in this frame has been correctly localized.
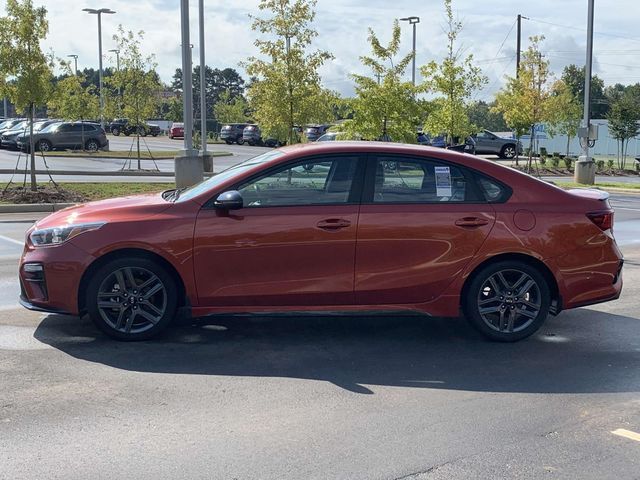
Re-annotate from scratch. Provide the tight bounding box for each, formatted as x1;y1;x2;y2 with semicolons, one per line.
30;222;106;247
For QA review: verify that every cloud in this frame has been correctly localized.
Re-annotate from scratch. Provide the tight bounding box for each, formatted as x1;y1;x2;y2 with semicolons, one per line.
1;0;639;98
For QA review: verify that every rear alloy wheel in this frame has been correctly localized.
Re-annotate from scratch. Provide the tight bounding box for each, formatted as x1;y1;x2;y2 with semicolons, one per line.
85;139;99;152
464;260;551;342
37;140;52;152
237;137;245;145
501;144;517;159
112;127;120;136
86;257;177;340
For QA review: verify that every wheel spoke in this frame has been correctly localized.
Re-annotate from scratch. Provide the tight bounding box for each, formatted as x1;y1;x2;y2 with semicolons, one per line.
137;307;160;324
138;274;160;291
114;309;126;330
143;282;163;299
114;270;127;293
498;309;507;331
98;292;121;299
98;301;121;309
124;313;135;333
124;268;137;290
488;277;502;295
478;296;499;306
142;300;163;316
521;298;540;310
506;310;515;332
511;273;528;291
517;308;538;319
479;305;501;315
518;279;536;296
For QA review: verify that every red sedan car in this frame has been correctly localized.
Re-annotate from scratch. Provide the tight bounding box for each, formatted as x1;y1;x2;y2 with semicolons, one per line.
19;143;623;341
168;122;184;139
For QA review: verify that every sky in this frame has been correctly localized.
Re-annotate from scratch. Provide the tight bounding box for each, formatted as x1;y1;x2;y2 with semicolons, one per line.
2;0;640;101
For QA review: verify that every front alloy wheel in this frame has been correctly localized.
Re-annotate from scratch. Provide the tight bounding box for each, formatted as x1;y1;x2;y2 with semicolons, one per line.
87;258;177;340
501;145;516;159
464;261;550;342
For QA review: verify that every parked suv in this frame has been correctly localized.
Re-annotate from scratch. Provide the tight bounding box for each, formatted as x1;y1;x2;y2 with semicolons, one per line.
17;122;108;152
471;130;522;159
220;123;250;145
242;125;262;145
304;124;331;142
1;119;59;150
109;119;160;137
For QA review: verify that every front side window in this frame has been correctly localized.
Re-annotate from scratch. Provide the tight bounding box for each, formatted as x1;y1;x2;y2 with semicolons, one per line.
373;157;478;203
238;157;358;207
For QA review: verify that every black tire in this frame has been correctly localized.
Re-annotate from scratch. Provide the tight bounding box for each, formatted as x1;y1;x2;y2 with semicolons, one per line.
236;136;244;145
86;257;178;341
500;144;517;159
111;127;120;136
225;139;233;145
463;260;551;342
37;139;52;152
85;139;99;152
152;133;158;137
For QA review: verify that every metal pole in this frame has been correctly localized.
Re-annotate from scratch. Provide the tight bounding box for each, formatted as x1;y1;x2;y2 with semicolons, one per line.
574;0;596;184
582;0;595;159
97;12;104;129
3;98;7;118
199;0;207;155
180;0;194;151
516;14;521;78
411;22;416;86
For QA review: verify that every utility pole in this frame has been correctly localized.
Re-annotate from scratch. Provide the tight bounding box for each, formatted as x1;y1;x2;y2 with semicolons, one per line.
175;0;203;188
516;14;529;78
198;0;212;172
67;54;78;75
575;0;597;185
2;98;7;118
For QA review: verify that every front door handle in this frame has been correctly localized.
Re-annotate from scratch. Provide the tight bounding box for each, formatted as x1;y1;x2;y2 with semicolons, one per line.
317;218;352;231
455;217;489;228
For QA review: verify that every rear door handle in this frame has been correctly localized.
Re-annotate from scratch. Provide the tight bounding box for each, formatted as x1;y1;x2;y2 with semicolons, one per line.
455;217;489;228
317;218;352;231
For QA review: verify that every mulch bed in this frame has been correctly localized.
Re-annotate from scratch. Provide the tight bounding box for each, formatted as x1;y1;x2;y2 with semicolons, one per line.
0;185;87;204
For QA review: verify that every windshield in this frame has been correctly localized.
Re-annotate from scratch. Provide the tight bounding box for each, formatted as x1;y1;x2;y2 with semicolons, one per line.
176;150;285;203
7;121;28;132
40;122;60;133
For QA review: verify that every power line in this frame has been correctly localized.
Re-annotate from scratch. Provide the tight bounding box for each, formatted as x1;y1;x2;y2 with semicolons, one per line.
527;17;640;44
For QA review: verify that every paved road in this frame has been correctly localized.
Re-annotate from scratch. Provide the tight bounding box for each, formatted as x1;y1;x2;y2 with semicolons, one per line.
0;137;271;182
0;195;639;479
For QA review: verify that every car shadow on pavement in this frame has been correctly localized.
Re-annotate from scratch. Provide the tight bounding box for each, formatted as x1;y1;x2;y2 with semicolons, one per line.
33;309;640;395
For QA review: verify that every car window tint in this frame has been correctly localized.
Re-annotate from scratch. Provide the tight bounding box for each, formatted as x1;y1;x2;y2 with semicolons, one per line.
477;176;506;202
373;157;475;203
238;157;358;207
82;124;96;132
57;124;72;132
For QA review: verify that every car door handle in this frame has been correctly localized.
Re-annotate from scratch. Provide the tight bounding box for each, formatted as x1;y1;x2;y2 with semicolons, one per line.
455;217;489;228
317;218;352;230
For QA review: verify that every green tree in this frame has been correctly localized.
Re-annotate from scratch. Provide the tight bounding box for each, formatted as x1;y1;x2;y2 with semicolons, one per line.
420;0;487;145
0;0;53;191
493;36;556;167
213;89;250;125
607;93;640;170
162;97;183;122
48;62;99;122
108;26;162;169
561;64;608;119
546;80;582;157
467;100;508;132
344;20;420;143
244;0;333;144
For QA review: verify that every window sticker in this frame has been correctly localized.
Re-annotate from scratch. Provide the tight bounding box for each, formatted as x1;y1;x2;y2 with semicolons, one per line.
435;166;452;197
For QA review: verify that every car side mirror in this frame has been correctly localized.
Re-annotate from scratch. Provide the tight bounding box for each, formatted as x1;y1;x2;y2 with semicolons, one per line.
214;190;243;210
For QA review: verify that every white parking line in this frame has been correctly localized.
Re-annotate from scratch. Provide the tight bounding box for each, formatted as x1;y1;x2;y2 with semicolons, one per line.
0;235;24;247
612;429;640;443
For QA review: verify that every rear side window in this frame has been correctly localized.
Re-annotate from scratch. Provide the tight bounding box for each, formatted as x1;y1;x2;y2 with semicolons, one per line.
477;176;511;203
372;157;481;203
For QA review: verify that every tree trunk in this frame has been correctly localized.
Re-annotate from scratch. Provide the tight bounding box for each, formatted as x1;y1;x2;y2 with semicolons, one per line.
566;135;571;157
29;103;36;192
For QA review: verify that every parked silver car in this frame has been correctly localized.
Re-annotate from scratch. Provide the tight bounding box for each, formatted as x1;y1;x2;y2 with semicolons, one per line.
17;121;108;152
471;130;523;159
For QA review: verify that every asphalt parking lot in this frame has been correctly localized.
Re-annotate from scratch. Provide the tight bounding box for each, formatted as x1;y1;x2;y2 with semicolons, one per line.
0;194;639;479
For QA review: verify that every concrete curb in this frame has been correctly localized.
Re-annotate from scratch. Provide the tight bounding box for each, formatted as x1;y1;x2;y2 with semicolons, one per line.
0;203;75;213
0;169;216;177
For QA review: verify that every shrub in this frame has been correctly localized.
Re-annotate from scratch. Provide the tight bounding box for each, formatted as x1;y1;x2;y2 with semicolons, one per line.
636;161;640;173
539;156;546;166
596;160;605;172
551;156;560;168
607;159;614;170
540;147;548;157
563;157;573;170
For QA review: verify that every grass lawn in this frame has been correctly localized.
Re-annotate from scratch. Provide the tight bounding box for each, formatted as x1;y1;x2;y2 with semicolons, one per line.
0;182;175;203
554;181;640;191
43;150;231;159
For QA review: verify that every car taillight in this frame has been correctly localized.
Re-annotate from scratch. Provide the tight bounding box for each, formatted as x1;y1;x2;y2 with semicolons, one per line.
587;211;614;231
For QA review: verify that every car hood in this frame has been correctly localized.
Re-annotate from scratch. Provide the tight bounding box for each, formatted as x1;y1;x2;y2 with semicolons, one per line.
35;192;173;229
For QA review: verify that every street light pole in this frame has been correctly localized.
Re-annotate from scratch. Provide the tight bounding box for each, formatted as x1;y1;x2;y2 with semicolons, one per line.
575;0;596;185
400;16;420;86
67;54;78;75
83;8;116;129
198;0;208;158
